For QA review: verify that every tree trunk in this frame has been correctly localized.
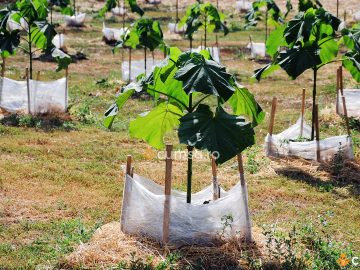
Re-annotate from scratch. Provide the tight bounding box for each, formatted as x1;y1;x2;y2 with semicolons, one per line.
28;31;33;79
265;10;268;44
311;68;317;140
186;93;193;203
144;47;147;74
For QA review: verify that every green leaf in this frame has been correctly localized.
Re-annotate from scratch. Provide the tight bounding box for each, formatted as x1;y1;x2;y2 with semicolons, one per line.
129;102;183;149
252;63;280;81
178;104;255;164
51;48;72;72
128;0;144;16
277;45;321;79
0;29;20;56
174;52;235;101
227;84;265;127
104;89;135;129
31;21;57;50
266;24;286;58
343;51;360;82
319;38;338;64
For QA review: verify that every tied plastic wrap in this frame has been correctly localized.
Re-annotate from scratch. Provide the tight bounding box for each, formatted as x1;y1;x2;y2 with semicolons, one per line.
353;11;360;21
0;77;67;114
53;34;65;49
236;0;252;11
247;42;266;58
102;23;129;42
121;174;251;247
337;89;360;118
64;13;86;27
121;59;163;81
264;118;354;162
7;16;29;32
112;6;127;16
192;46;221;63
168;23;186;34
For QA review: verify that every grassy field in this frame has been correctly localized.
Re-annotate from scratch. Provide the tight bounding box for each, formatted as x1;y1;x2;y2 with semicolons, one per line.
1;0;360;269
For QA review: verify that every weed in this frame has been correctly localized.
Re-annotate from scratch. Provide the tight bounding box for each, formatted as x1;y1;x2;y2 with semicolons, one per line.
114;252;180;270
70;103;96;124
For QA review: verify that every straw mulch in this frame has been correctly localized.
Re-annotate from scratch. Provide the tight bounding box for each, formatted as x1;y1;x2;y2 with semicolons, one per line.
65;222;266;270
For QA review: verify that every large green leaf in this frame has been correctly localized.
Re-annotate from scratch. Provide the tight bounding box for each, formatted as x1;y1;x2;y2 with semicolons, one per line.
104;89;135;129
252;63;280;81
129;102;184;149
17;0;48;23
31;21;56;50
227;84;265;127
277;45;321;79
343;51;360;82
178;104;255;164
266;24;286;58
51;47;71;71
174;53;235;101
0;29;20;56
319;38;338;64
128;0;144;16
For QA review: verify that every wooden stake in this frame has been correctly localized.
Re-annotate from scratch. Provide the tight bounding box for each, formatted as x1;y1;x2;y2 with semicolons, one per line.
339;65;344;96
26;68;31;114
36;71;40;81
336;0;339;17
300;88;306;137
268;97;277;135
314;105;321;162
162;145;173;245
65;68;69;112
342;96;351;137
211;155;219;200
237;154;252;243
128;48;132;83
176;0;179;23
121;155;132;233
126;155;132;176
336;68;340;114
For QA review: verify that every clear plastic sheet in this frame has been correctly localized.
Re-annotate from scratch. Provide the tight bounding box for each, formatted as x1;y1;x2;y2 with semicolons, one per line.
265;118;354;162
168;23;186;34
236;0;252;11
112;6;127;16
192;46;221;63
246;42;266;58
0;77;67;114
121;173;251;247
353;11;360;21
102;23;128;42
64;13;86;27
337;89;360;118
53;34;65;49
121;59;163;81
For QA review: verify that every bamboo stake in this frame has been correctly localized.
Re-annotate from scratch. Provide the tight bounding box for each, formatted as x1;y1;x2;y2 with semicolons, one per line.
121;155;132;233
336;0;339;17
126;155;132;176
162;145;173;245
211;155;218;200
314;105;321;162
300;88;306;137
26;68;31;114
342;96;351;137
339;65;344;96
237;154;252;243
176;0;179;23
336;68;340;114
128;48;132;83
268;97;277;135
65;68;69;112
36;71;40;81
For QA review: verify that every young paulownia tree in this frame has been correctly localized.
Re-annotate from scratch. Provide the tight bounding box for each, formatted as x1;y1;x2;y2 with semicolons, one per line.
0;0;71;79
179;1;228;50
104;47;264;203
254;7;360;139
114;17;164;79
99;0;144;18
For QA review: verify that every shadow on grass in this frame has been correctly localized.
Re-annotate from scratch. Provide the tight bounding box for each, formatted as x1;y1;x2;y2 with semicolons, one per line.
274;157;360;199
